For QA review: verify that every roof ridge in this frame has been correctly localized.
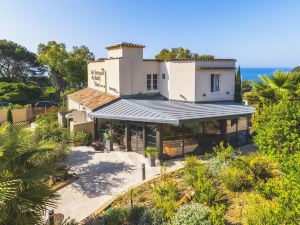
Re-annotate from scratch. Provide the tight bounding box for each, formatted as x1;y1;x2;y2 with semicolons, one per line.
122;99;179;122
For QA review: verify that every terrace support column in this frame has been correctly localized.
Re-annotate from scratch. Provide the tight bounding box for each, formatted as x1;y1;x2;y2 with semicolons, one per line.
156;124;163;161
94;118;98;140
125;121;131;151
181;123;185;156
221;119;228;144
142;123;146;153
246;116;251;144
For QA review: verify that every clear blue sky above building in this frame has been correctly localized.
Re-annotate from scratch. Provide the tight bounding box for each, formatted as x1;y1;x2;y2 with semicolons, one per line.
0;0;299;67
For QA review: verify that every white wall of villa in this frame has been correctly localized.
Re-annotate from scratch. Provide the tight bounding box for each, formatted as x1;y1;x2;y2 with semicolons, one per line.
69;42;237;112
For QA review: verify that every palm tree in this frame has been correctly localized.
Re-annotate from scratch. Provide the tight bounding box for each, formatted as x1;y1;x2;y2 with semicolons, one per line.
252;72;300;103
0;127;62;225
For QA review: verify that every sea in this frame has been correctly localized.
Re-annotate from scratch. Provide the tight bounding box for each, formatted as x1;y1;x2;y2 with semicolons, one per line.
240;68;292;81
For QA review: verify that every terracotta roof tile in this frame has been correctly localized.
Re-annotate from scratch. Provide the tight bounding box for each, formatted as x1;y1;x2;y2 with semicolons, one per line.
196;67;236;70
106;42;145;50
68;88;118;111
167;58;236;62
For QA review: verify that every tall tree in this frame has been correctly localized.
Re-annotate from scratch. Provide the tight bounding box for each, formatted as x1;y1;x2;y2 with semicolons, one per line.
37;41;95;99
155;47;214;60
0;40;45;82
234;66;242;103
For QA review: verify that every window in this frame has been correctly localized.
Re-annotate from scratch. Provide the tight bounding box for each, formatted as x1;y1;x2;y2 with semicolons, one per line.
147;74;152;90
162;73;166;79
211;74;220;92
146;74;158;91
153;74;158;90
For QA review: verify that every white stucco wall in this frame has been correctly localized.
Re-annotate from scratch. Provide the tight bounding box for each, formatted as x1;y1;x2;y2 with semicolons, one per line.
159;62;171;99
107;48;123;58
84;45;236;103
68;98;81;111
168;61;196;101
87;60;120;96
195;69;235;102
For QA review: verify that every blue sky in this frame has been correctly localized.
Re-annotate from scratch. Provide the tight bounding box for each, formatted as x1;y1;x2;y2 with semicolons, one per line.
0;0;299;67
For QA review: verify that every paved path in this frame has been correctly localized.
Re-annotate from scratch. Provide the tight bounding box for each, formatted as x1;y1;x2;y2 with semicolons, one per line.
54;147;184;222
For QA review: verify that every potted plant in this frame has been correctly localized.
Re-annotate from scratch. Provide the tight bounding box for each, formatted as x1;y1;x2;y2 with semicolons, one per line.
103;130;113;151
144;146;158;167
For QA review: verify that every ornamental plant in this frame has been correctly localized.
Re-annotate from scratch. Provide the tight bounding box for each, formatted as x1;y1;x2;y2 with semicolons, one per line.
144;146;158;157
170;203;211;225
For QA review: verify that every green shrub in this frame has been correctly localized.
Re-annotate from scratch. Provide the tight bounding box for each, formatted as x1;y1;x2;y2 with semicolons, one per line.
193;166;221;206
154;178;180;219
253;99;300;155
209;204;226;225
255;177;282;200
101;205;144;225
220;166;253;192
244;195;278;225
101;206;130;225
249;155;279;180
183;156;203;186
138;208;167;225
72;131;92;146
206;157;230;178
170;203;211;225
61;218;78;225
184;156;221;206
0;103;23;110
34;113;72;144
212;142;235;161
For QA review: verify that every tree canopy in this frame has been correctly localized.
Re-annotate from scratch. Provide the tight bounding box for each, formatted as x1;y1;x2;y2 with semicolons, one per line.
234;66;242;103
251;72;300;104
0;39;45;82
155;47;214;60
37;41;95;99
0;82;42;103
292;66;300;72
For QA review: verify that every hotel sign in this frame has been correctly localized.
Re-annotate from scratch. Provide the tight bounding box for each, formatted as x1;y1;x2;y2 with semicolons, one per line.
91;69;106;89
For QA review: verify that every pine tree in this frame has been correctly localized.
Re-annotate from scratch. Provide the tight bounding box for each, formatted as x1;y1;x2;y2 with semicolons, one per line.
234;66;242;103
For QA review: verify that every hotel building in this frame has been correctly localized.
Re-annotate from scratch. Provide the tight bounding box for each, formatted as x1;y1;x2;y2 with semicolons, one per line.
67;43;254;159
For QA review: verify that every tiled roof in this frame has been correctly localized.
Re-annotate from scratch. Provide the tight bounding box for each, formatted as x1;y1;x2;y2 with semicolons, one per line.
106;42;145;50
68;88;118;111
90;98;255;125
167;58;236;62
196;67;236;70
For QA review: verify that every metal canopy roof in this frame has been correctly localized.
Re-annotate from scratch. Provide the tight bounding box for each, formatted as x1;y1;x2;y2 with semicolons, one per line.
89;98;255;125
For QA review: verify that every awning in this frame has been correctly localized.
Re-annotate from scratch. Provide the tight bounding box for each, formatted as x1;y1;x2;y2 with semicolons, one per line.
68;88;118;111
89;98;255;125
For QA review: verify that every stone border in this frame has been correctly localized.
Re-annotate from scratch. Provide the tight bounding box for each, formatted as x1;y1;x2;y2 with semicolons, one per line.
80;166;183;225
51;175;79;192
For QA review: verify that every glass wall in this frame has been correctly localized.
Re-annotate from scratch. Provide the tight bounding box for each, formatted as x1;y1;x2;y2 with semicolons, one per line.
130;122;144;153
146;124;156;148
184;121;202;155
96;118;110;140
112;120;125;149
162;124;183;158
237;117;248;146
226;118;237;146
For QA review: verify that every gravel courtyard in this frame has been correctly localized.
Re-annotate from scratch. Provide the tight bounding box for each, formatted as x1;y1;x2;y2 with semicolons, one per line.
54;147;184;222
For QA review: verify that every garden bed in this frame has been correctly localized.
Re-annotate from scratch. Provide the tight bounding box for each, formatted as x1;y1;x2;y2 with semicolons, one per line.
85;143;287;225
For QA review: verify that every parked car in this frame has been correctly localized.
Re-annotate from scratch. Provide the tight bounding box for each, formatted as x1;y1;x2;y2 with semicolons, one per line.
0;101;12;107
34;101;59;108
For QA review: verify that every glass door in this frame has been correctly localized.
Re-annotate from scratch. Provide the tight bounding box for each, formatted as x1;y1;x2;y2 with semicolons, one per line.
130;123;144;153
